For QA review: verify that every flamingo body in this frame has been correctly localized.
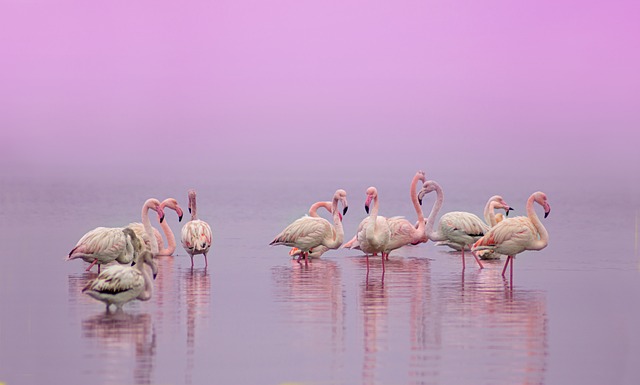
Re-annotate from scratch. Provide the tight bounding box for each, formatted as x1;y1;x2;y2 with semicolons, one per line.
82;250;158;310
68;227;141;270
181;190;213;267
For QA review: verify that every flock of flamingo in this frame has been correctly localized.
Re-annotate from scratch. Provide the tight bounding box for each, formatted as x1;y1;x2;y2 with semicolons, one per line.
66;171;550;311
271;170;550;280
67;190;212;311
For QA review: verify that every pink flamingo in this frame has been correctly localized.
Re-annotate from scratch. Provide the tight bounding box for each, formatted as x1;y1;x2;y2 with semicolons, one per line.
128;198;184;256
289;201;333;259
181;190;213;268
417;180;486;269
348;187;391;272
472;191;551;281
270;189;348;263
67;199;165;272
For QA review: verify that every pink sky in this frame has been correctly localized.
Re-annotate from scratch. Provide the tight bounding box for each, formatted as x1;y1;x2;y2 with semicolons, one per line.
1;0;639;179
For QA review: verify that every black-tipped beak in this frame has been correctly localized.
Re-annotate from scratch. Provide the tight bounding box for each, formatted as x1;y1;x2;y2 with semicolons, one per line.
365;204;370;214
418;197;423;206
131;261;136;266
160;215;165;223
178;214;183;222
506;207;513;216
544;209;550;218
343;206;348;216
153;272;158;279
188;207;191;214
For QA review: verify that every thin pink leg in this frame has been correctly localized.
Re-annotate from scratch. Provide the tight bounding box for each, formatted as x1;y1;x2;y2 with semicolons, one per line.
471;251;484;269
510;257;514;282
204;253;208;268
366;253;370;270
501;256;511;277
86;259;98;272
461;249;466;270
381;253;386;273
190;255;194;268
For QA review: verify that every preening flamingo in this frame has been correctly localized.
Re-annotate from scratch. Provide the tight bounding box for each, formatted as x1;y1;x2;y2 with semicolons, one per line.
67;199;165;272
129;198;184;256
471;191;551;281
82;249;158;311
270;189;349;263
289;201;333;259
349;187;391;272
416;180;486;269
181;190;213;267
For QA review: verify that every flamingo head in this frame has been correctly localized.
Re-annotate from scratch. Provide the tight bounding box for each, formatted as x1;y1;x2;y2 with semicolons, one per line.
161;198;184;222
333;189;349;217
417;180;438;205
152;202;165;223
364;187;377;214
497;197;514;216
533;191;551;218
187;189;197;214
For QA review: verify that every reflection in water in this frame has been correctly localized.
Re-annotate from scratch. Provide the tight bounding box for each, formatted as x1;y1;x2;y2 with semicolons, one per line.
183;267;211;385
271;259;346;376
81;311;156;385
360;273;388;385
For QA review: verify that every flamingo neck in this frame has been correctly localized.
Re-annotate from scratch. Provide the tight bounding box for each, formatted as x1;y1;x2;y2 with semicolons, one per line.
326;198;345;248
366;194;380;234
526;194;549;250
139;261;154;301
190;196;198;221
158;219;176;255
485;200;500;227
142;202;159;255
425;183;445;242
410;174;426;233
309;201;332;217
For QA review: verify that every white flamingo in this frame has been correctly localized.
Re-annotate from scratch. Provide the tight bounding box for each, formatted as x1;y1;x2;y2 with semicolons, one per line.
82;249;158;311
181;190;213;268
128;198;184;256
348;187;391;272
385;170;428;254
270;189;349;263
67;199;165;272
289;201;333;259
472;191;551;281
416;180;486;269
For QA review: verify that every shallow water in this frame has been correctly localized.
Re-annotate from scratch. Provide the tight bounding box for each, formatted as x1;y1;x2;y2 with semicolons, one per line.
1;171;639;385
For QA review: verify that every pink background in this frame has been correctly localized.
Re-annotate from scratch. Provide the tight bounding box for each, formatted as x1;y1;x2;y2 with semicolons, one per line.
1;1;638;179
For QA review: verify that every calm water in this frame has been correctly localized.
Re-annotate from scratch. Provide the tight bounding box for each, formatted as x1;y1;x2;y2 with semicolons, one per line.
1;171;639;385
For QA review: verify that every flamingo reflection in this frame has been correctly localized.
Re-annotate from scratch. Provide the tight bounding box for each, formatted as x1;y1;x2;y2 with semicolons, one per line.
271;259;345;370
81;311;156;385
183;266;211;385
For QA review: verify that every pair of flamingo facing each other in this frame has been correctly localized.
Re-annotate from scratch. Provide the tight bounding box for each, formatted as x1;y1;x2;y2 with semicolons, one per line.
67;198;166;273
270;189;349;263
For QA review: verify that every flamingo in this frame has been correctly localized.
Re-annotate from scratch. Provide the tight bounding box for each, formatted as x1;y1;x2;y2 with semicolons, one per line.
416;180;486;269
432;195;513;259
128;198;184;256
385;170;428;254
67;199;165;272
270;189;349;263
181;189;213;267
347;187;391;272
471;191;551;281
82;249;158;311
289;201;333;259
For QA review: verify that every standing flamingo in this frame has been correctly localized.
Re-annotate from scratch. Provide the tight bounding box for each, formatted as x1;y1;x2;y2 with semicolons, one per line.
67;199;165;272
472;191;551;281
416;180;486;269
347;187;391;272
128;198;184;256
289;201;333;259
181;190;213;268
270;189;348;263
82;249;158;311
385;170;428;254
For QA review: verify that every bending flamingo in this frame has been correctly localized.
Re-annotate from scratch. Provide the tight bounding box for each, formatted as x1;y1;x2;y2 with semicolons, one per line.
181;190;213;267
416;180;485;269
289;201;333;259
270;189;348;263
82;249;158;311
129;198;184;256
472;191;551;281
385;170;428;254
348;187;391;272
67;199;165;272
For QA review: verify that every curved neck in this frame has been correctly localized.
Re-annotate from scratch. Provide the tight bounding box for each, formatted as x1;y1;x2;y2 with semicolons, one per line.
485;201;499;227
309;201;332;217
158;220;176;255
326;198;345;248
366;194;380;234
425;183;445;241
142;202;159;255
410;174;425;231
527;194;549;250
137;260;154;301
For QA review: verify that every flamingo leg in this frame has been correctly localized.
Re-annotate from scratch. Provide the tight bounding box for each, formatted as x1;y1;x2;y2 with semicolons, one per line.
471;249;484;269
190;255;194;268
461;249;466;270
501;256;512;277
204;253;208;268
381;253;386;273
510;257;514;282
86;259;98;272
365;253;370;271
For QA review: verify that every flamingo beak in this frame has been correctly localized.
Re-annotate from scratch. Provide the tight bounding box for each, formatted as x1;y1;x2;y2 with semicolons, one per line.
153;272;158;279
365;204;370;214
188;207;192;214
544;203;551;218
159;213;165;223
506;207;513;216
343;206;348;216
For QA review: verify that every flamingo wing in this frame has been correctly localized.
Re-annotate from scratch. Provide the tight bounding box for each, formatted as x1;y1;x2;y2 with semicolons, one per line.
270;216;331;250
83;265;144;294
472;216;535;254
181;220;213;251
69;227;128;261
